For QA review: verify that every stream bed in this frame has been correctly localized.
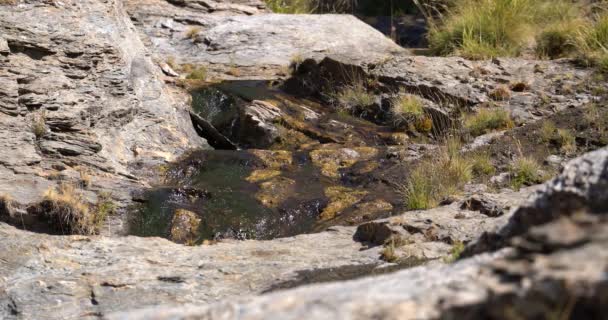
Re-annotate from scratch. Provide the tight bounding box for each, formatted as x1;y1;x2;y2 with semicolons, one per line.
128;80;415;243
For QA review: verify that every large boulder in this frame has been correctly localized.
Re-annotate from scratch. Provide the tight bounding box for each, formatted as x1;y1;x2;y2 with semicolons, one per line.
0;0;208;233
125;0;405;79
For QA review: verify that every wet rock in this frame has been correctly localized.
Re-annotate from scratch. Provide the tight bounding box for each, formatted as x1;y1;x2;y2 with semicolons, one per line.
169;209;201;244
255;176;296;208
108;148;608;320
320;186;368;220
310;146;378;179
239;100;281;148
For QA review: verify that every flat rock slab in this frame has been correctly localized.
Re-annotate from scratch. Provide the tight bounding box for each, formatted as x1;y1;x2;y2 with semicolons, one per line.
127;2;406;78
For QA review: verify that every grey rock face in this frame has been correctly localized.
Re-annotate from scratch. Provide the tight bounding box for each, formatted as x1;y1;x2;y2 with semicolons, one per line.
0;0;207;231
125;0;405;79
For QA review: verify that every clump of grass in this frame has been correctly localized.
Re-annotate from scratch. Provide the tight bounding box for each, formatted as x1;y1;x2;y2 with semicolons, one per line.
335;82;375;110
265;0;312;13
185;26;201;41
539;120;557;143
402;137;472;210
391;94;432;132
463;108;514;137
33;184;97;235
391;94;424;119
489;85;511;101
556;128;576;154
428;0;585;59
186;66;207;80
470;151;496;176
510;156;543;190
94;192;116;230
444;241;466;263
380;240;398;262
32;112;46;139
0;194;14;217
78;168;92;188
575;13;608;72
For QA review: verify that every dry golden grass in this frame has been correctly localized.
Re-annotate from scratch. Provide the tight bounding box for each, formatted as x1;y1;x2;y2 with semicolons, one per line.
37;183;96;235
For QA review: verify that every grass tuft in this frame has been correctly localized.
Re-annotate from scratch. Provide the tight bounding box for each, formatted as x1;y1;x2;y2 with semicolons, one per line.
335;82;375;110
428;0;585;60
32;112;46;139
186;66;208;80
443;241;466;263
463;108;514;137
402;137;472;210
510;156;543;190
556;128;576;154
36;184;96;235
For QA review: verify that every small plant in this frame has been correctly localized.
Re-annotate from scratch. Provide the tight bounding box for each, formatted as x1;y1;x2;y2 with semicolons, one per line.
489;85;512;101
335;82;375;110
415;116;434;133
34;183;96;235
78;167;92;188
510;156;543;190
186;66;207;80
94;192;116;230
380;240;398;262
32;112;46;139
470;152;496;176
166;56;177;70
402;137;472;210
0;193;14;217
403;163;436;210
444;241;465;263
556;128;576;154
289;53;304;70
539;120;557;143
463;108;514;137
390;94;431;132
185;26;201;41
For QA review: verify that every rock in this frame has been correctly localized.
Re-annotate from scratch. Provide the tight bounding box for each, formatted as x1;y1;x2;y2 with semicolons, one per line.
0;37;8;55
291;55;596;124
0;222;382;319
470;146;608;255
544;154;564;168
107;147;608;320
239;100;281;148
159;62;179;77
0;0;207;234
169;209;201;244
125;1;405;79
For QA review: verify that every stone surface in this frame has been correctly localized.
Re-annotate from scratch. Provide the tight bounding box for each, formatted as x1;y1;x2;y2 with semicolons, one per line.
107;147;608;320
169;208;201;243
125;0;405;79
0;184;524;319
0;0;208;234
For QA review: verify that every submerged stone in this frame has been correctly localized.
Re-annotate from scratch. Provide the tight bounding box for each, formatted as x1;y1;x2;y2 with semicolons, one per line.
170;209;201;244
